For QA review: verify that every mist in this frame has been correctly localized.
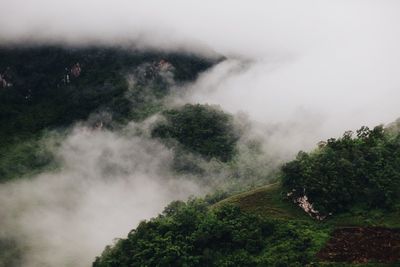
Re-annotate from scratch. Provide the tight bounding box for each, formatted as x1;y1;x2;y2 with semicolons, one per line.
0;125;207;267
2;0;399;143
0;118;275;267
1;0;400;266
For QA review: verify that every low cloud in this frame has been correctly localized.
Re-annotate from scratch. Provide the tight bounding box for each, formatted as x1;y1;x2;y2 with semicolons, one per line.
2;0;400;136
1;1;400;266
0;125;205;267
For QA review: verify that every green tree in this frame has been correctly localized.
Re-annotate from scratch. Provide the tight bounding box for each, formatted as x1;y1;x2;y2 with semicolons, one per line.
282;125;400;215
152;104;239;162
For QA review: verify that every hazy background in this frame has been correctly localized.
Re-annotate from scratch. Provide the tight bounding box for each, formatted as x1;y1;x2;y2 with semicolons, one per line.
1;0;400;266
0;125;207;267
157;0;400;155
2;0;399;141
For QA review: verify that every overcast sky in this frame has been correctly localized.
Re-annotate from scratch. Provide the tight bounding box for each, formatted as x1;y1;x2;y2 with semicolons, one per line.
2;0;400;141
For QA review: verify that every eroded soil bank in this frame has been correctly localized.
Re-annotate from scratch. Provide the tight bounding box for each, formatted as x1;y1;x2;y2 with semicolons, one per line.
317;227;400;264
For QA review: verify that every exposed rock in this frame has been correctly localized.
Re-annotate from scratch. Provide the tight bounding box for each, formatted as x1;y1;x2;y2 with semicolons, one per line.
288;189;326;220
130;60;175;88
0;72;13;88
71;63;81;77
0;74;6;88
295;194;326;220
156;59;173;72
62;63;82;85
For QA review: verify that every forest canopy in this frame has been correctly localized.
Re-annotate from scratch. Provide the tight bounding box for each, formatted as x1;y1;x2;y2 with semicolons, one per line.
93;200;328;267
152;104;239;162
0;46;215;182
282;125;400;215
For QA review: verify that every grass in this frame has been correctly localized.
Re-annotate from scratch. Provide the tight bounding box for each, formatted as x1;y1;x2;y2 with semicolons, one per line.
213;183;314;221
214;182;400;227
325;209;400;228
213;182;400;266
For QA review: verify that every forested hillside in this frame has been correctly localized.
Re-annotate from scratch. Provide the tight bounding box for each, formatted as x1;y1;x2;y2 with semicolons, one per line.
0;45;216;182
93;126;400;266
282;125;400;216
1;45;399;267
2;1;400;267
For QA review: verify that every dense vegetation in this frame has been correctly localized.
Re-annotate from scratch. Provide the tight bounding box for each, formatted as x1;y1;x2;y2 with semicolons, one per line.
0;45;215;182
94;124;400;266
0;133;58;182
282;126;400;215
0;45;214;140
2;45;400;266
152;104;239;162
93;200;328;267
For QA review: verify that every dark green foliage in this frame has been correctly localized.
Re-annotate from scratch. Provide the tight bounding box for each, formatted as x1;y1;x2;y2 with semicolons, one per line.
0;45;214;142
93;200;328;267
0;45;215;181
0;238;23;267
152;104;239;162
0;134;57;182
282;125;400;215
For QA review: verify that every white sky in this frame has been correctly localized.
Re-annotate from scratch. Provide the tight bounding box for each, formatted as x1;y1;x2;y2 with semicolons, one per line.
2;0;400;140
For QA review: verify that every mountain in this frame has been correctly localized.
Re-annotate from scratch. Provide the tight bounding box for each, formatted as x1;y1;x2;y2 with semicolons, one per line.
0;45;217;182
93;126;400;266
0;45;399;267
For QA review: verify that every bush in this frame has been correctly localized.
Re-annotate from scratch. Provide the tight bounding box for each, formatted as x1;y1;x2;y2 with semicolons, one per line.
93;200;328;267
152;104;239;162
0;45;215;181
282;125;400;215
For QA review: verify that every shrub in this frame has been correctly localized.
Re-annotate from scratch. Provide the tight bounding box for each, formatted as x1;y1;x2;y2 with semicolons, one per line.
282;125;400;215
152;104;239;162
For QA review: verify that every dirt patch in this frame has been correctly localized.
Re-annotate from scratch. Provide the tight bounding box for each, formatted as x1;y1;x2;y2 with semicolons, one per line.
317;227;400;263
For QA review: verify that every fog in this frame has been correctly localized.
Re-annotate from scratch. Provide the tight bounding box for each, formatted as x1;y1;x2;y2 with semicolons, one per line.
0;120;274;267
0;125;206;267
2;0;399;142
1;0;400;266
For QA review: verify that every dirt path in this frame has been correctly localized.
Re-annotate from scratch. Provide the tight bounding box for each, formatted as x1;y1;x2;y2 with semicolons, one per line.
317;227;400;263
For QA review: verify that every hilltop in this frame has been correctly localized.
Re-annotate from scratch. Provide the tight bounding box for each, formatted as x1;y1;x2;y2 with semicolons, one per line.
93;125;400;266
0;45;218;182
93;182;400;266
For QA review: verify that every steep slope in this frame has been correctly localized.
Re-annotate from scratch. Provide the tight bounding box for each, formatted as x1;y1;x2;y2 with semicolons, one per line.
216;183;400;265
0;45;217;182
93;194;330;267
93;124;400;266
93;181;399;266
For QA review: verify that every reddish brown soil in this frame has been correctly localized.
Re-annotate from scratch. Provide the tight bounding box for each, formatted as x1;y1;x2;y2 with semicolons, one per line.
317;227;400;263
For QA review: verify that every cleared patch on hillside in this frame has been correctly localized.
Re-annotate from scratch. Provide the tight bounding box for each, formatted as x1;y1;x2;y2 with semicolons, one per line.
317;227;400;264
213;183;312;220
